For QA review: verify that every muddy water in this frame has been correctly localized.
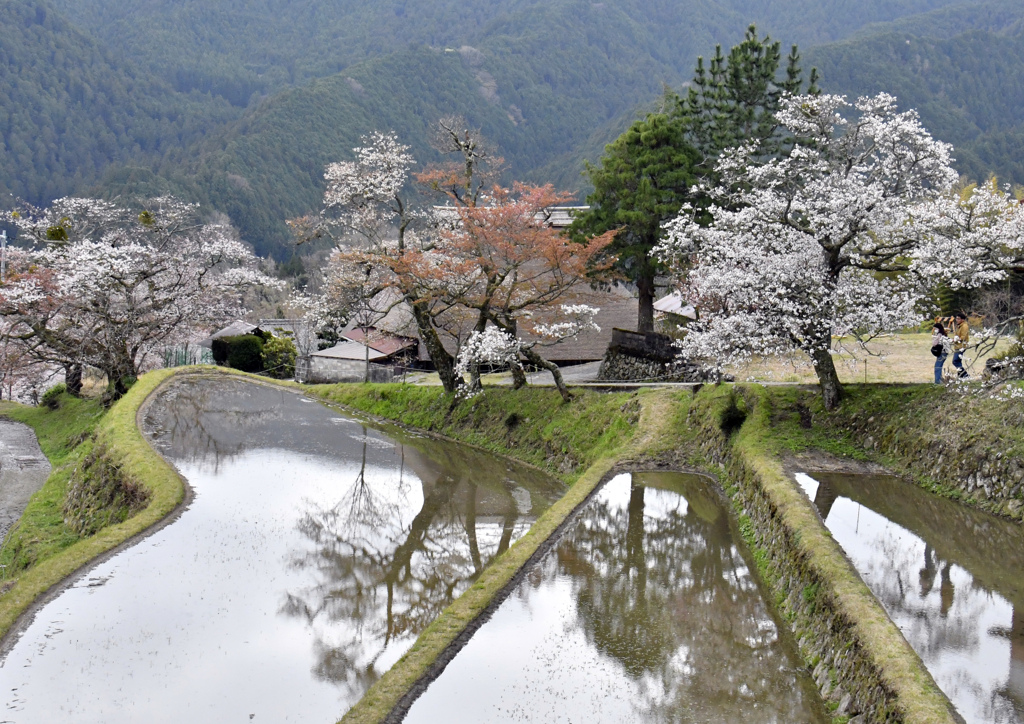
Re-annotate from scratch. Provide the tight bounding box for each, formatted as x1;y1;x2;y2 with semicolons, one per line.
796;472;1024;724
404;472;827;723
0;377;563;723
0;419;51;542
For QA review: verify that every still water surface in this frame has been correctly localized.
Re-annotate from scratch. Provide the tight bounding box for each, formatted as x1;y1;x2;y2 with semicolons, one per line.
404;471;827;723
796;472;1024;724
0;377;563;723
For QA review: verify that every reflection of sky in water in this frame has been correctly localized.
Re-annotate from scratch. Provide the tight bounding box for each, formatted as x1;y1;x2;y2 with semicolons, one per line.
0;379;561;723
796;473;1023;724
405;473;825;724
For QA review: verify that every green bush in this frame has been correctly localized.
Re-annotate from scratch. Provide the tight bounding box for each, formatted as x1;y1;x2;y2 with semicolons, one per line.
262;335;297;379
225;334;265;372
211;337;230;365
41;383;67;410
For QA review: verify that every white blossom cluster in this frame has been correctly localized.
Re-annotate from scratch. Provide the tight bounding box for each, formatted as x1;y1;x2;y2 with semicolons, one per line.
455;327;521;378
990;384;1024;401
911;181;1024;290
323;132;416;244
656;93;962;378
1;197;277;390
532;304;601;341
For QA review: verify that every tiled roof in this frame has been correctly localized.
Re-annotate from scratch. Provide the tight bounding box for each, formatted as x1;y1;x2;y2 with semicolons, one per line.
343;327;418;356
521;286;638;362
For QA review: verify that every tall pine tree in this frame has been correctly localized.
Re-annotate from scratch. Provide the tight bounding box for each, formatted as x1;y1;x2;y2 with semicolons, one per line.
676;25;819;167
570;113;699;332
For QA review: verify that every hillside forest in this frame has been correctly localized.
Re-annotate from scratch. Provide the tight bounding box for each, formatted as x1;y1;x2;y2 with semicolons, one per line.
2;0;1023;259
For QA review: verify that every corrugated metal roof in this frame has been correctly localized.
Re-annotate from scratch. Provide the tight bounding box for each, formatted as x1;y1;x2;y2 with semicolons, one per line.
311;341;388;361
653;292;697;319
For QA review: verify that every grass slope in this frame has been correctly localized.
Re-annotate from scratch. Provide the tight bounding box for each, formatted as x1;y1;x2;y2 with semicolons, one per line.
0;368;187;641
308;383;641;480
684;387;954;724
0;394;105;574
764;381;1024;520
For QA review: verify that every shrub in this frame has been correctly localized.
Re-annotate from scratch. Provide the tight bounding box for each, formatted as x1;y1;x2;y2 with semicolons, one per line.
211;337;230;365
262;335;297;379
63;443;151;536
225;334;265;372
41;383;67;409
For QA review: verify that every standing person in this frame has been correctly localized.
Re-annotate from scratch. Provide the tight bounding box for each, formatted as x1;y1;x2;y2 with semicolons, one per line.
931;321;951;384
951;312;970;379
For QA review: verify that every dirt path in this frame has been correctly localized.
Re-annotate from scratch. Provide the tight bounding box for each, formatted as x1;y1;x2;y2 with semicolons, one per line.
0;420;51;541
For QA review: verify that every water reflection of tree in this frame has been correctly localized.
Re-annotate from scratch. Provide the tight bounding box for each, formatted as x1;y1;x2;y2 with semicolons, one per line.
142;378;285;469
559;478;818;721
281;437;532;702
814;474;1024;723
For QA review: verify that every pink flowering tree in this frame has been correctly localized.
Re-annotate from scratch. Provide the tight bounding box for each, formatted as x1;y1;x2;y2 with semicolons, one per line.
2;197;277;398
658;93;959;409
299;128;614;399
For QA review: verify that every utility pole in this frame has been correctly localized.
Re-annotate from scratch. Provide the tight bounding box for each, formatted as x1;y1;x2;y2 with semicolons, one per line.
1;229;6;283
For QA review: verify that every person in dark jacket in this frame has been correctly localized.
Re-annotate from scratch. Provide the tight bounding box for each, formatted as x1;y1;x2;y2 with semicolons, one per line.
931;322;951;384
950;313;970;379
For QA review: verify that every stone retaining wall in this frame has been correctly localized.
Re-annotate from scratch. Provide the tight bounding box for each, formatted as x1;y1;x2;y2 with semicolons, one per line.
690;386;956;724
833;398;1024;522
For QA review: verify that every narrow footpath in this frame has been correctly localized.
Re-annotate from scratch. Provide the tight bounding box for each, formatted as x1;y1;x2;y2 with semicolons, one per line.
0;420;51;542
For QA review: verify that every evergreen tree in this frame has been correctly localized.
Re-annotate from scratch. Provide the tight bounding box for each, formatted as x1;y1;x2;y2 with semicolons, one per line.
674;25;819;167
570;113;699;332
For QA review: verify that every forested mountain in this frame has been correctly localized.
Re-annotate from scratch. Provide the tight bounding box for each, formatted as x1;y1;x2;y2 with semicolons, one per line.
50;0;963;107
95;0;964;258
4;0;1021;259
0;0;237;204
809;0;1024;186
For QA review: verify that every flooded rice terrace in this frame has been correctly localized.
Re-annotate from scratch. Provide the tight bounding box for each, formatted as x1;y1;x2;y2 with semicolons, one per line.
796;472;1024;724
0;377;563;723
403;472;827;723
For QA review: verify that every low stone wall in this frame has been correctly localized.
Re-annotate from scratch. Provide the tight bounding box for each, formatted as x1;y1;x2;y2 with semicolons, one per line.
597;348;708;382
689;386;956;724
296;357;397;384
824;388;1024;521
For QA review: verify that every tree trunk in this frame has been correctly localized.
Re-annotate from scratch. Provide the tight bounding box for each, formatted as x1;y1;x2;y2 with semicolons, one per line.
103;353;138;403
469;315;488;391
521;346;571;402
810;344;844;410
625;482;647;594
411;300;461;394
64;363;83;397
637;267;656;333
510;361;527;390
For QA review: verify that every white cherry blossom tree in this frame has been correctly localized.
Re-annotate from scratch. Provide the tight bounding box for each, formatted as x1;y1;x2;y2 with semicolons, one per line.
1;197;276;398
294;131;470;393
455;304;601;401
912;180;1024;290
658;93;959;409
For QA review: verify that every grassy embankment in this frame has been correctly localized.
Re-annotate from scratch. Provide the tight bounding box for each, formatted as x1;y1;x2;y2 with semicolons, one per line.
0;368;187;640
762;381;1024;521
687;384;957;723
